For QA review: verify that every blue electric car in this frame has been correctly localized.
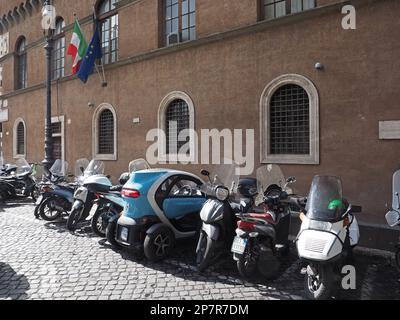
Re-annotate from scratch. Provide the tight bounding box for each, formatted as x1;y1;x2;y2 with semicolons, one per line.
106;166;206;261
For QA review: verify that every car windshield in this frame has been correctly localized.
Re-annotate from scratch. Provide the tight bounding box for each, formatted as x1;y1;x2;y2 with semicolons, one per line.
306;176;345;222
16;158;31;175
129;159;151;173
50;160;68;177
201;159;240;196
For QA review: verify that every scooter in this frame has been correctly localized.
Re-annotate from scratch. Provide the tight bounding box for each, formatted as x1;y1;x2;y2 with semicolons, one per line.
0;158;40;201
35;159;88;221
296;175;362;300
195;162;255;272
385;169;400;271
90;172;129;237
67;160;108;231
232;165;304;280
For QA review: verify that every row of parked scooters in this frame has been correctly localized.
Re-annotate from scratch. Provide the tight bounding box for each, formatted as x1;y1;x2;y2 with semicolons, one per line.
1;157;399;300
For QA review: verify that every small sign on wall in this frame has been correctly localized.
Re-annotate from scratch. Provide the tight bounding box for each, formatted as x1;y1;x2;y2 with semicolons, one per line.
379;121;400;139
0;109;8;122
0;33;9;58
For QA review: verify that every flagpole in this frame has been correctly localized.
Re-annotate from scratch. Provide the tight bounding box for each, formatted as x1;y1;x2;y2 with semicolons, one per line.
92;7;107;87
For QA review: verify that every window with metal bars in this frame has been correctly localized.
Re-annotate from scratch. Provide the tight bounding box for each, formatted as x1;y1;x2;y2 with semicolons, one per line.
51;121;62;160
98;0;119;65
269;84;310;155
52;18;65;80
261;0;316;20
15;37;27;90
98;109;115;155
16;121;25;155
166;99;190;154
164;0;196;46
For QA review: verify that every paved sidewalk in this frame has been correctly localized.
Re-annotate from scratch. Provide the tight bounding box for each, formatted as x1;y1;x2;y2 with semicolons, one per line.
0;201;399;300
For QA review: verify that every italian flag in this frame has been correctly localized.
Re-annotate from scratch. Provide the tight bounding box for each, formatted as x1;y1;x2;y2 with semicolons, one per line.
67;19;88;74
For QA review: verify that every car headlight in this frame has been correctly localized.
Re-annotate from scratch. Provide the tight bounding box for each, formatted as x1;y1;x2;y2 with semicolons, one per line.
215;187;229;201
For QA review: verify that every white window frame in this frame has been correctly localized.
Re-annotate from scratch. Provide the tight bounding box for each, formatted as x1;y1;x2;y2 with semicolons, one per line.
260;74;319;165
13;117;26;159
158;91;196;163
92;103;117;161
51;115;65;162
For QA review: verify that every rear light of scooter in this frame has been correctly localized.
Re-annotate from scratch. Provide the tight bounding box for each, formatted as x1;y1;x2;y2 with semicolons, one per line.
237;220;256;231
122;188;140;198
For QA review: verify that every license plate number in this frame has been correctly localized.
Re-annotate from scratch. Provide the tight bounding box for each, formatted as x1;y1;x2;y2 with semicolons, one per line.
231;237;247;254
120;227;129;242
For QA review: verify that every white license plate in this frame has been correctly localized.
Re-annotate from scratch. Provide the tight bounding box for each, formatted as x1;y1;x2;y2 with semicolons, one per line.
35;196;43;205
120;227;129;242
231;237;248;254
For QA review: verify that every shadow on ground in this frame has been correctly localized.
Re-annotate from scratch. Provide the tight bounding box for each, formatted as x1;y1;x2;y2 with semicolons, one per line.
0;263;30;300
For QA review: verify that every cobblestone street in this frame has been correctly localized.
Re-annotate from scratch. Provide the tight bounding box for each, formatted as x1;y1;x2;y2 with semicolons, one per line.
0;200;399;300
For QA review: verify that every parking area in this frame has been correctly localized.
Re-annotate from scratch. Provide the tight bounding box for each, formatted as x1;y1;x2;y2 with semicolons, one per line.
0;201;399;300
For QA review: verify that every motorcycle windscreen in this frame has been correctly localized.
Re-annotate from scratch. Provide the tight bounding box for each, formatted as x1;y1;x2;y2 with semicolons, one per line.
162;197;206;219
305;176;345;222
200;159;240;196
392;170;400;210
74;158;89;178
129;159;151;173
15;158;31;175
84;160;105;177
50;159;69;177
256;164;292;203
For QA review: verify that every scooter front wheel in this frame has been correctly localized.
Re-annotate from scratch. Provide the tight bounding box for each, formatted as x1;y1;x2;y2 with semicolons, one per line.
106;219;122;249
304;264;333;300
67;208;83;231
196;231;215;272
91;208;110;238
39;197;64;221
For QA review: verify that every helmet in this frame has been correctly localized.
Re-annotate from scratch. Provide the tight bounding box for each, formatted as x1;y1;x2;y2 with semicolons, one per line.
119;172;130;185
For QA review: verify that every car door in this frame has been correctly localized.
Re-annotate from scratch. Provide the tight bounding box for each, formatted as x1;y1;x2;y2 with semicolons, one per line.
161;175;206;219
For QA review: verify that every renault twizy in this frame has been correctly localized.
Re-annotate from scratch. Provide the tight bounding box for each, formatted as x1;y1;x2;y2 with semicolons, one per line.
107;159;206;261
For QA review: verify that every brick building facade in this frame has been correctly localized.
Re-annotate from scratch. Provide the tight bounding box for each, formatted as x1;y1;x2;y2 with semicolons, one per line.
0;0;399;245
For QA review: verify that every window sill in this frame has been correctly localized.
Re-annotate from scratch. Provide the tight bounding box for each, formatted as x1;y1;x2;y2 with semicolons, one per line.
261;154;319;165
94;154;117;161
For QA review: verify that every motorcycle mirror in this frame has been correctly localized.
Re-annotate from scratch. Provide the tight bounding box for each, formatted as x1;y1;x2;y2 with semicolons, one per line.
68;174;75;178
352;205;362;213
201;169;212;183
287;176;296;184
80;167;85;174
201;170;210;177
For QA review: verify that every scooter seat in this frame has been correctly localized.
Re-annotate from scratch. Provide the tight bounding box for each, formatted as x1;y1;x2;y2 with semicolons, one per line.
245;213;277;224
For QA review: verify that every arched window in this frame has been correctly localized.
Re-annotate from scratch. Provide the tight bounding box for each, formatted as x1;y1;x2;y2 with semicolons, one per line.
164;0;196;46
93;104;117;160
52;17;65;80
165;99;190;154
13;118;26;158
260;74;319;164
97;0;119;65
15;37;27;90
159;91;195;162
